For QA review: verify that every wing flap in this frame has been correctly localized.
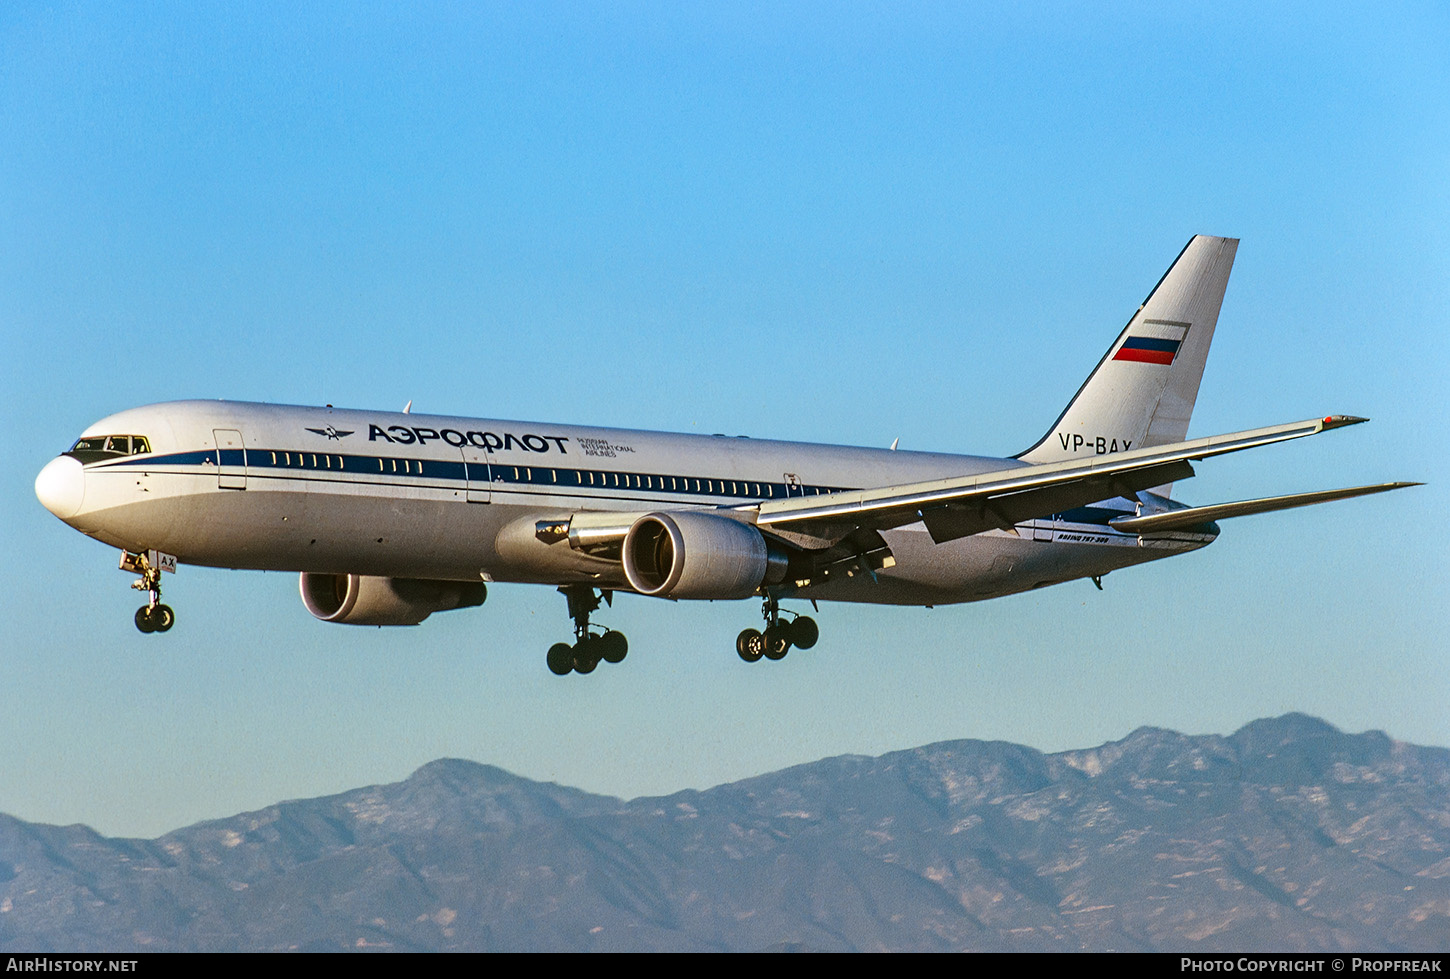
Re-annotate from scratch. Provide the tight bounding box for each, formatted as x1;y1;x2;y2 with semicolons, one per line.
920;460;1195;543
1107;482;1420;534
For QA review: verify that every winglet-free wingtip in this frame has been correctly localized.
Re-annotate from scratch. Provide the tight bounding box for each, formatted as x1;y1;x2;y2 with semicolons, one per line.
1320;415;1368;430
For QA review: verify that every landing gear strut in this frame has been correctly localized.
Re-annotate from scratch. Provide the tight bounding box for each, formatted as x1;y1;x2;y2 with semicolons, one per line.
547;585;627;676
125;551;175;634
736;594;817;663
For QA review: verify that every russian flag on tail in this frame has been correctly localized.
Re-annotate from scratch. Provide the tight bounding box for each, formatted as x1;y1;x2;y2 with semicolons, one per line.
1113;336;1181;365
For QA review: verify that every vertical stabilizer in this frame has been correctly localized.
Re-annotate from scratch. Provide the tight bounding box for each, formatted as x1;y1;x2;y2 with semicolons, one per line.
1015;235;1238;496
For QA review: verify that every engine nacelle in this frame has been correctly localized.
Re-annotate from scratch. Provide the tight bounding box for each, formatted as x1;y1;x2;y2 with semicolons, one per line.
622;511;788;600
299;573;486;626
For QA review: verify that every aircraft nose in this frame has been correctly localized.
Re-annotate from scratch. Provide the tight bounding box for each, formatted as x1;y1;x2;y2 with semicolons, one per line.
36;455;85;520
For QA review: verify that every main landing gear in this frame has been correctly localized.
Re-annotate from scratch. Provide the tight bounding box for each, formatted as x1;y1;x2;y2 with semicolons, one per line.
547;585;627;676
125;551;175;634
736;594;817;664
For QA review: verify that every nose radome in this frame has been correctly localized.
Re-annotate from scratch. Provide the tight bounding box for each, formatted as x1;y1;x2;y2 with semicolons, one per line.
36;455;84;520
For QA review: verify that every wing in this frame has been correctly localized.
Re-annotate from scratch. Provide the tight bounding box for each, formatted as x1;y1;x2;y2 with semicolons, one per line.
752;415;1373;545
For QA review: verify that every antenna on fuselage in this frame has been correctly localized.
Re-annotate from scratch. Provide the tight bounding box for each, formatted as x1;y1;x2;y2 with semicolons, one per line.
403;400;412;414
889;438;899;451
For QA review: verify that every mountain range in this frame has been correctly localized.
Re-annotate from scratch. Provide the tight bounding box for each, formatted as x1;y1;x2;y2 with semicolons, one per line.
2;712;1447;951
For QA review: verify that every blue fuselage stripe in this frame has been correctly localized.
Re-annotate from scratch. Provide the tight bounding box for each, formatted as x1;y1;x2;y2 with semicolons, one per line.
89;448;848;502
88;451;1140;523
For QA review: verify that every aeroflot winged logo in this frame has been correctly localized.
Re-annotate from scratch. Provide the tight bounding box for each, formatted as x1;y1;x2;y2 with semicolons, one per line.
305;426;355;440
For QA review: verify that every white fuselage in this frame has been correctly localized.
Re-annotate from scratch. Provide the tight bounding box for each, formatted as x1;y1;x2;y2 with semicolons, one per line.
37;400;1216;607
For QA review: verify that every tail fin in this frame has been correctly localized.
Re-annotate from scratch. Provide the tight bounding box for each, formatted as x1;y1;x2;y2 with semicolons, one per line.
1016;235;1239;493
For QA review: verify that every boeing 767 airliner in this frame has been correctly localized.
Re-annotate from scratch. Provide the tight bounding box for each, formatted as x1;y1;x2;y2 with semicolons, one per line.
35;236;1416;675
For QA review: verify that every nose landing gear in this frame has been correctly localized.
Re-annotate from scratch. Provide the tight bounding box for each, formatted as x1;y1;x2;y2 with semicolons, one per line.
737;594;817;664
548;586;627;676
123;550;175;634
134;603;174;634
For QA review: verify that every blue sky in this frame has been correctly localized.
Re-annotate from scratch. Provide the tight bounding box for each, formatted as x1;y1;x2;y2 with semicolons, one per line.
2;2;1445;838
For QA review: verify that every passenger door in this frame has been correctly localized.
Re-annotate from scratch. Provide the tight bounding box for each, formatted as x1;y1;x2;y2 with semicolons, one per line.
214;429;246;490
461;445;491;503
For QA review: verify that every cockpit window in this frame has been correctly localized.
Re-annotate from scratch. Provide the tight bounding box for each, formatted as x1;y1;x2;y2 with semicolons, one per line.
67;435;151;463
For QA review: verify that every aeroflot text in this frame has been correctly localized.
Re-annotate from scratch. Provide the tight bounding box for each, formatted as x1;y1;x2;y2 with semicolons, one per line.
367;425;570;453
1183;962;1442;973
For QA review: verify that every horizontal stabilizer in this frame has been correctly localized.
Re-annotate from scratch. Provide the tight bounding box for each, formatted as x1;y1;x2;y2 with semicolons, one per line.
1108;482;1421;534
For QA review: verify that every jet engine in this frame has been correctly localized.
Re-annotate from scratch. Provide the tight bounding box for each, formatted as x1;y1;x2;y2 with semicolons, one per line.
299;573;486;625
622;511;789;600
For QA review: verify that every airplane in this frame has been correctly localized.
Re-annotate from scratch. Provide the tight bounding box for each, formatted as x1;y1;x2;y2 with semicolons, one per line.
35;235;1417;676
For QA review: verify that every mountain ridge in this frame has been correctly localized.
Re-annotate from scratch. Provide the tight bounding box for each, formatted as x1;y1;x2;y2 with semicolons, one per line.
2;713;1446;952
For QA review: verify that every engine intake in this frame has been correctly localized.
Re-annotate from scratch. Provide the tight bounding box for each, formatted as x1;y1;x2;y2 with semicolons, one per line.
299;573;486;626
623;511;788;600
